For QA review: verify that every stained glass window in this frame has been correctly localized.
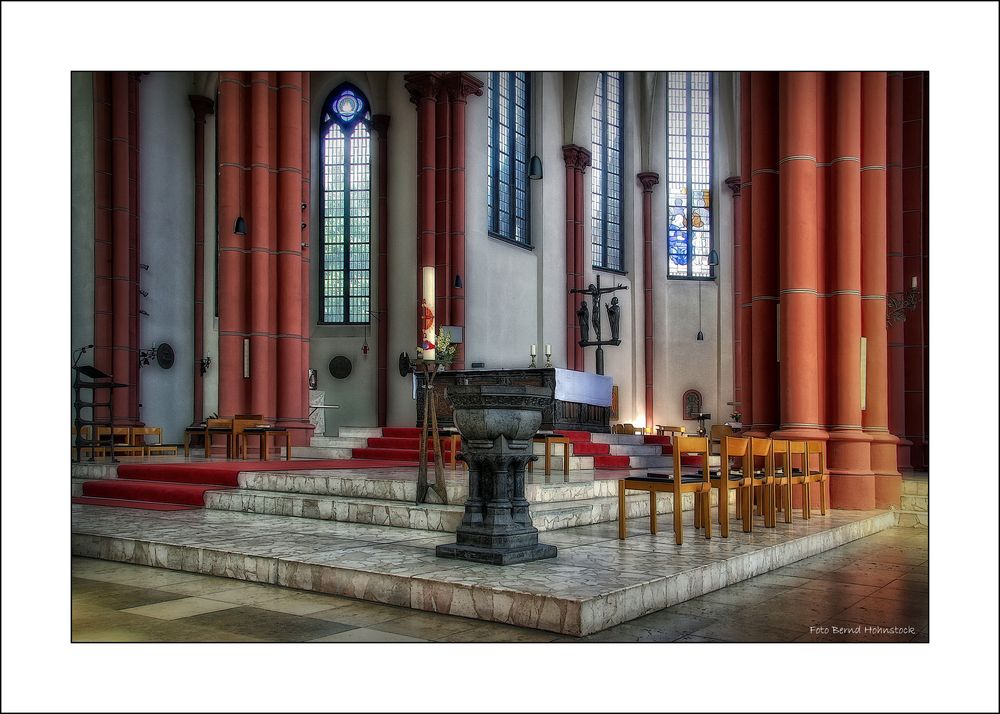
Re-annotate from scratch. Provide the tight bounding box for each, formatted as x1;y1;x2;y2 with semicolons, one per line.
321;84;371;323
592;71;624;272
487;72;530;245
666;71;714;279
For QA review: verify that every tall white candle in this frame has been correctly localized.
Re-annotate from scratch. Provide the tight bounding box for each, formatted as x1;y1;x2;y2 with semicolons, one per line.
545;344;551;355
530;344;536;356
911;276;917;289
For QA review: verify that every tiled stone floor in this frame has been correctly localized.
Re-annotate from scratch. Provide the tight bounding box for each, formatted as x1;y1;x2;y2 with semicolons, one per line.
72;525;927;643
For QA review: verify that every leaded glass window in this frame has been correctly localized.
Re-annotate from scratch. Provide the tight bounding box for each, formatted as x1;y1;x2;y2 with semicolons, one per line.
592;71;624;272
487;71;530;245
321;85;371;323
667;71;714;279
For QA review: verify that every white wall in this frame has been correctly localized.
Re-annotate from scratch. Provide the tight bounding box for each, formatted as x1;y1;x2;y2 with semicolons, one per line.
138;72;195;442
201;76;219;419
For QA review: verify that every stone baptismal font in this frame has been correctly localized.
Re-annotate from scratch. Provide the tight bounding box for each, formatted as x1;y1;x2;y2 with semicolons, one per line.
435;380;558;565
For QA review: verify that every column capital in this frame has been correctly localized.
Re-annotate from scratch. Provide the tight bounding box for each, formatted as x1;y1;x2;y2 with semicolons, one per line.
188;94;215;123
404;72;443;105
442;72;485;102
371;113;391;137
725;175;742;196
637;171;660;192
562;144;591;172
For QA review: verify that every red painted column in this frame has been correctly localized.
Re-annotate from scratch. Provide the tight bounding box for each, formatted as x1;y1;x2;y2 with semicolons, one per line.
738;73;753;429
563;145;579;369
902;72;928;471
299;78;312;442
445;73;484;370
435;88;451;326
275;72;306;440
372;114;390;425
746;72;779;436
772;72;827;449
860;72;900;508
404;73;440;354
574;148;591;370
189;95;214;424
726;175;742;419
821;72;873;508
247;72;274;420
217;73;247;417
127;73;141;424
93;73;114;405
638;171;659;424
885;72;912;470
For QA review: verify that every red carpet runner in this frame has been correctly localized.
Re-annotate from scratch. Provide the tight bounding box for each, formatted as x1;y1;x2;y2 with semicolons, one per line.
74;458;413;511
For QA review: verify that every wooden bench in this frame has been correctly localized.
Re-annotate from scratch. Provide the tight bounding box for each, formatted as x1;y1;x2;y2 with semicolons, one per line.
130;426;178;457
527;432;570;477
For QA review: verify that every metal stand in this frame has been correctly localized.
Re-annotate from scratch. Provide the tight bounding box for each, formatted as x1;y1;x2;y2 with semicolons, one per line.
413;358;449;505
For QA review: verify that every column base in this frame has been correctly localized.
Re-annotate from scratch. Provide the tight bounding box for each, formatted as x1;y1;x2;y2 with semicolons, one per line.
436;541;557;566
829;473;876;510
770;426;830;441
825;429;874;477
874;474;902;510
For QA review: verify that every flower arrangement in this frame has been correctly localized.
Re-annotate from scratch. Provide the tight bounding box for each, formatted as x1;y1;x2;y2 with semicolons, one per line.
729;410;743;423
435;327;456;368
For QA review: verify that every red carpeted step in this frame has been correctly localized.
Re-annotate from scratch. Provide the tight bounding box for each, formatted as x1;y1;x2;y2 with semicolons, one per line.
557;430;595;442
570;442;611;455
593;455;631;469
82;479;229;506
643;435;673;446
72;496;199;511
352;447;421;462
381;427;422;438
366;436;456;451
118;464;241;486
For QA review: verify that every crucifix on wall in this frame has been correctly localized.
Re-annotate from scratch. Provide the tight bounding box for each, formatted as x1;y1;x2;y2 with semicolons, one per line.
570;274;628;375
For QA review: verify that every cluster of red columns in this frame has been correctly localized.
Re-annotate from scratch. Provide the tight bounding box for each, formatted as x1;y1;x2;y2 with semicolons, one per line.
638;172;660;422
215;72;312;444
403;72;484;371
371;115;390;427
563;145;592;370
733;71;929;510
92;71;141;425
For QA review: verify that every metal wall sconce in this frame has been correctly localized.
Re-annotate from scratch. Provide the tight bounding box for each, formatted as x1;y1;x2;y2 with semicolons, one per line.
887;276;921;327
708;249;719;268
199;356;212;376
234;216;247;235
139;263;149;271
528;155;543;180
454;274;463;289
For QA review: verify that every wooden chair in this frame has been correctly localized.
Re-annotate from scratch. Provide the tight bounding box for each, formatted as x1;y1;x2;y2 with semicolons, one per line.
93;426;144;457
710;435;754;537
130;426;178;457
204;418;234;459
709;424;734;456
772;439;810;521
617;435;712;544
803;440;829;516
748;437;778;528
232;415;264;459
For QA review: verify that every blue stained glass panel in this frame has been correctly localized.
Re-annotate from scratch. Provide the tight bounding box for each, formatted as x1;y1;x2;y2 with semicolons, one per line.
591;71;624;271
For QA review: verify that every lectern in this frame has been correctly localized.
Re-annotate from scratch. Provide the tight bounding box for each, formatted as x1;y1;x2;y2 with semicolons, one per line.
73;364;128;463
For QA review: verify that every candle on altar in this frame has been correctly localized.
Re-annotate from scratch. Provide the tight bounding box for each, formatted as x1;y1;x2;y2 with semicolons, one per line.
530;344;536;356
544;344;551;355
911;276;917;289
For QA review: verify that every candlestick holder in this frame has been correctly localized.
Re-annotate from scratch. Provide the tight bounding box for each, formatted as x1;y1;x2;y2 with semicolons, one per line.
544;356;552;368
529;353;536;368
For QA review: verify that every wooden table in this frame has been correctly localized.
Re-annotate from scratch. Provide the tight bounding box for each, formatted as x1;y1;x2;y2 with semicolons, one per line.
204;427;234;460
527;432;569;477
239;427;291;461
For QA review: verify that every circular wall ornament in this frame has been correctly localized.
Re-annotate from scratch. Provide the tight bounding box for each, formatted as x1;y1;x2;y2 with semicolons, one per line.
155;343;175;370
329;355;353;380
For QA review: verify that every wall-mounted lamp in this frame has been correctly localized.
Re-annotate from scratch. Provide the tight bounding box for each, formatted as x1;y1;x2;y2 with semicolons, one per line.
454;274;463;290
199;356;212;376
138;289;149;298
139;309;150;317
528;155;543;180
234;216;247;235
887;276;921;327
696;282;705;341
708;249;719;267
139;263;149;271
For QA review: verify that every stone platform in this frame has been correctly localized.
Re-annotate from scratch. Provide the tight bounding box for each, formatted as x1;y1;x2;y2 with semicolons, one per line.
71;503;894;636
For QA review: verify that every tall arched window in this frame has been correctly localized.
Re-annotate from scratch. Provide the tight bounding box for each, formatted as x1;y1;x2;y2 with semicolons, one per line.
666;71;714;279
320;84;371;323
487;71;530;246
592;71;624;272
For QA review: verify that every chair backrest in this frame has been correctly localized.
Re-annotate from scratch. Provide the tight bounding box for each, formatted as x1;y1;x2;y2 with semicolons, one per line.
720;435;750;481
96;426;131;444
234;413;263;421
658;424;685;434
709;424;734;454
672;435;710;483
206;418;232;429
806;440;826;476
131;426;162;445
749;437;774;480
611;424;625;435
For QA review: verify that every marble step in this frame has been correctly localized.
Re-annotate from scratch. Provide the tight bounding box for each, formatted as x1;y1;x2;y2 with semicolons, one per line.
901;478;928;496
589;434;645;445
310;436;369;448
202;487;712;533
894;511;928;528
607;444;666;456
899;494;927;512
337;426;384;439
292;446;354;460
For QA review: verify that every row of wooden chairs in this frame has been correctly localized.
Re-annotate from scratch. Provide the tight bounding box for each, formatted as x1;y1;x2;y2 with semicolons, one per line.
618;435;828;544
72;425;177;457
